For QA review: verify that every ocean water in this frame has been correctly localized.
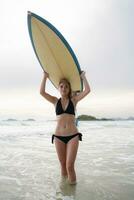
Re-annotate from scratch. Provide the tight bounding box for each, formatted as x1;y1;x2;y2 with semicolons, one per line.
0;117;134;200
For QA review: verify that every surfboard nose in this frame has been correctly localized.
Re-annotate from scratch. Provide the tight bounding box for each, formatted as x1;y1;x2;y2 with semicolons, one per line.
27;11;32;15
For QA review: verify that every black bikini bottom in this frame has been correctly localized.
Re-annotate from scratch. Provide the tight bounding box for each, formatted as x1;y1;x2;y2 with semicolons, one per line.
52;133;82;144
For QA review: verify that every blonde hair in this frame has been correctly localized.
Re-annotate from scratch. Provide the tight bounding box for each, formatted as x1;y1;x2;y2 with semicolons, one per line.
59;78;72;98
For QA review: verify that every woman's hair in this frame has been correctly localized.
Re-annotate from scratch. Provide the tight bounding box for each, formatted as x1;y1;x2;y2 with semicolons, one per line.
59;78;72;98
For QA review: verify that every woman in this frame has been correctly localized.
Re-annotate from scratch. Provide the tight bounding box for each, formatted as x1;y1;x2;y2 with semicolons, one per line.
40;71;91;184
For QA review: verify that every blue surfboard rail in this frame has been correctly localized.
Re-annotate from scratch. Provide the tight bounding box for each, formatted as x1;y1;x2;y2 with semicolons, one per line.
27;11;83;92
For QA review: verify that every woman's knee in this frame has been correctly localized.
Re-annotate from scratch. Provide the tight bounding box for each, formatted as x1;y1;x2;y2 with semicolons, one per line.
60;160;66;168
66;162;74;172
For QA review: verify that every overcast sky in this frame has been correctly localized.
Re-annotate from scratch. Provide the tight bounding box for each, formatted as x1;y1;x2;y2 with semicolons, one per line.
1;0;134;89
0;0;134;118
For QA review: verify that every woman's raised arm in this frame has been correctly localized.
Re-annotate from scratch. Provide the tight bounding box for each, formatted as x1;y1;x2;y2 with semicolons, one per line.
73;71;91;103
40;72;58;104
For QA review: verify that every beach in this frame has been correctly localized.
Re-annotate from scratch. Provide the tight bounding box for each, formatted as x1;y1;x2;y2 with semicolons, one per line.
0;117;134;200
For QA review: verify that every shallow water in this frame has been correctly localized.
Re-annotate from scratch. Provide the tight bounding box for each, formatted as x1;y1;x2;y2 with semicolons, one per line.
0;118;134;200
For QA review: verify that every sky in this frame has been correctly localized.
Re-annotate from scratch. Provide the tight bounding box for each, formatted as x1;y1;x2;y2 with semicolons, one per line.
0;0;134;118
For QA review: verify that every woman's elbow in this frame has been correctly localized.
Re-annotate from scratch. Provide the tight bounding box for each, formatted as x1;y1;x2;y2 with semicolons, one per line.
40;90;45;95
86;88;91;94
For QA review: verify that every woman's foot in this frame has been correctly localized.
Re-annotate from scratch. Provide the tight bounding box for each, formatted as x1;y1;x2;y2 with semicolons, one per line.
59;175;68;189
61;175;68;180
69;181;77;185
67;178;77;185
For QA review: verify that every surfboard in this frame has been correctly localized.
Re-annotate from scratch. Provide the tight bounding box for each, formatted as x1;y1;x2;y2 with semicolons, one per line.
27;11;83;92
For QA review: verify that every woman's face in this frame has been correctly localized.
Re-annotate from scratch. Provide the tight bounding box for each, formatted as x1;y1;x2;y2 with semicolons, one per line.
59;82;70;97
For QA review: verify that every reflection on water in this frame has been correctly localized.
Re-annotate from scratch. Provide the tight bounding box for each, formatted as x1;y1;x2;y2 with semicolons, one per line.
56;177;76;200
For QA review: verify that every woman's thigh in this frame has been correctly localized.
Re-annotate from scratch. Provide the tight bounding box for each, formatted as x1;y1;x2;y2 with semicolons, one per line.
66;136;79;166
54;138;67;164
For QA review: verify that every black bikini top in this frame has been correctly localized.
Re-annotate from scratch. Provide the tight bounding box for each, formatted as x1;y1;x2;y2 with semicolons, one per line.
55;98;75;116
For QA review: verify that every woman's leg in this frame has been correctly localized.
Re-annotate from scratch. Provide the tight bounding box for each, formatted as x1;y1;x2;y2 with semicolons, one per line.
54;138;67;177
66;136;79;184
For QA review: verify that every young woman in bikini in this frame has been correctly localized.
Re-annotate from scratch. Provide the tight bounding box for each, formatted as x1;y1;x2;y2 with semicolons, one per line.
40;71;91;184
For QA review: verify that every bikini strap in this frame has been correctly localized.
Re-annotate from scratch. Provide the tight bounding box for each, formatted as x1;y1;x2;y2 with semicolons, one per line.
78;133;82;141
52;134;55;144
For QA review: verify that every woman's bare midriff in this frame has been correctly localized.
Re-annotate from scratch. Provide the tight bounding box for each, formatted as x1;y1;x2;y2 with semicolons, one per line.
55;114;79;136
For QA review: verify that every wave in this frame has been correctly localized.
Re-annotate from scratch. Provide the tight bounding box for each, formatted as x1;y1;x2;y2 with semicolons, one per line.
2;118;18;122
2;118;36;122
22;118;36;122
20;123;29;126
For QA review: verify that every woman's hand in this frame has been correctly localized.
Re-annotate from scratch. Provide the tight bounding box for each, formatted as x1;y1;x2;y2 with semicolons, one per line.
43;71;49;78
80;71;86;79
